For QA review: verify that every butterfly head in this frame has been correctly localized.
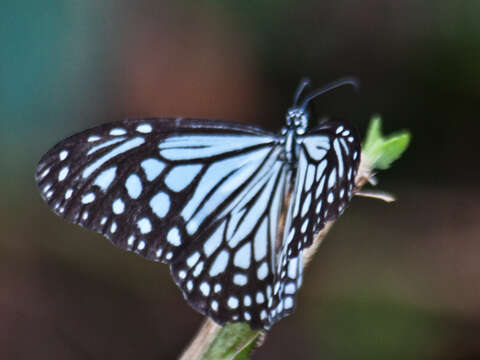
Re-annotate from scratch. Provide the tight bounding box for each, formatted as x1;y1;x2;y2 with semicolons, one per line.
284;77;360;136
285;107;308;135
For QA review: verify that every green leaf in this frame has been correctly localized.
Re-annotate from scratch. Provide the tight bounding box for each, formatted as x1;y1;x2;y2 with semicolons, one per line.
362;115;410;170
201;323;262;360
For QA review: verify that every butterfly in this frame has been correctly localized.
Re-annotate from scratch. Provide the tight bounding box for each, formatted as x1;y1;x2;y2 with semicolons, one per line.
35;78;361;330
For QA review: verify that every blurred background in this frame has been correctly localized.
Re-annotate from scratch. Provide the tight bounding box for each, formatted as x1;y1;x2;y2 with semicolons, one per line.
1;0;479;359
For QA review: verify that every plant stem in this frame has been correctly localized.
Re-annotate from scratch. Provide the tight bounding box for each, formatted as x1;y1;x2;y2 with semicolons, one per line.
179;319;221;360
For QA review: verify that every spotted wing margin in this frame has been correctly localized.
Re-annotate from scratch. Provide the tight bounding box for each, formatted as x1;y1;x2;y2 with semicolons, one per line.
35;117;281;267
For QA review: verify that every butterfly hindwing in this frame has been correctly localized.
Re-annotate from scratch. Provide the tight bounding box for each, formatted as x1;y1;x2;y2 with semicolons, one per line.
170;158;288;328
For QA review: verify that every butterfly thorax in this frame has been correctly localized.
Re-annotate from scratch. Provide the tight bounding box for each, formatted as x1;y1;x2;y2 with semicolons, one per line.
281;107;308;164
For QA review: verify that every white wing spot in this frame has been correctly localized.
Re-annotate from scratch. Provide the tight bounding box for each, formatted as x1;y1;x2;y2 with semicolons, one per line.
348;136;354;143
137;217;152;234
167;227;181;246
214;283;222;293
288;257;298;278
109;128;127;136
227;296;239;309
166;252;173;260
186;280;193;292
164;164;202;192
149;191;170;218
209;250;229;277
59;150;68;161
287;228;295;244
110;222;117;233
233;242;251;270
284;297;294;309
257;262;268;280
186;220;199;235
301;192;312;217
243;295;252;307
112;198;125;214
256;292;265;304
244;312;251;321
301;218;309;233
285;283;296;294
192;261;204;277
266;285;272;299
199;282;210;296
260;310;267;320
82;211;89;220
342;130;350;136
125;174;142;199
328;168;337;189
136;123;152;133
81;192;95;204
233;273;248;286
40;168;50;179
137;240;145;250
336;125;344;134
186;252;200;268
101;217;108;225
87;135;101;142
211;300;219;311
141;158;165;181
127;235;135;246
94;166;117;191
65;188;73;199
156;248;163;258
178;270;186;279
327;192;334;203
58;166;68;181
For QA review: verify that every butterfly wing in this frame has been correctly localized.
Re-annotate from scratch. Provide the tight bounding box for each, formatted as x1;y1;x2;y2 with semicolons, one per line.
265;121;361;325
282;121;361;258
35;117;287;328
170;156;289;328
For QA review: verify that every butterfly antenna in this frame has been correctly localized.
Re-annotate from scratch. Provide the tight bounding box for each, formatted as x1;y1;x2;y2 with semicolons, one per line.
300;77;359;109
293;78;312;106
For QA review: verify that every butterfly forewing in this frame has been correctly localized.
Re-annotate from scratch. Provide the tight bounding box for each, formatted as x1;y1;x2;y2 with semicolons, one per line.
35;118;279;262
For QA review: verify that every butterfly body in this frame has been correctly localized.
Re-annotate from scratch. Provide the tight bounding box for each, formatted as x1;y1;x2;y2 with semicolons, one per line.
35;80;360;329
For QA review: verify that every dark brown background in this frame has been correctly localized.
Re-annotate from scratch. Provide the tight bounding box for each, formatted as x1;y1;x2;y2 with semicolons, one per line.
1;1;479;359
